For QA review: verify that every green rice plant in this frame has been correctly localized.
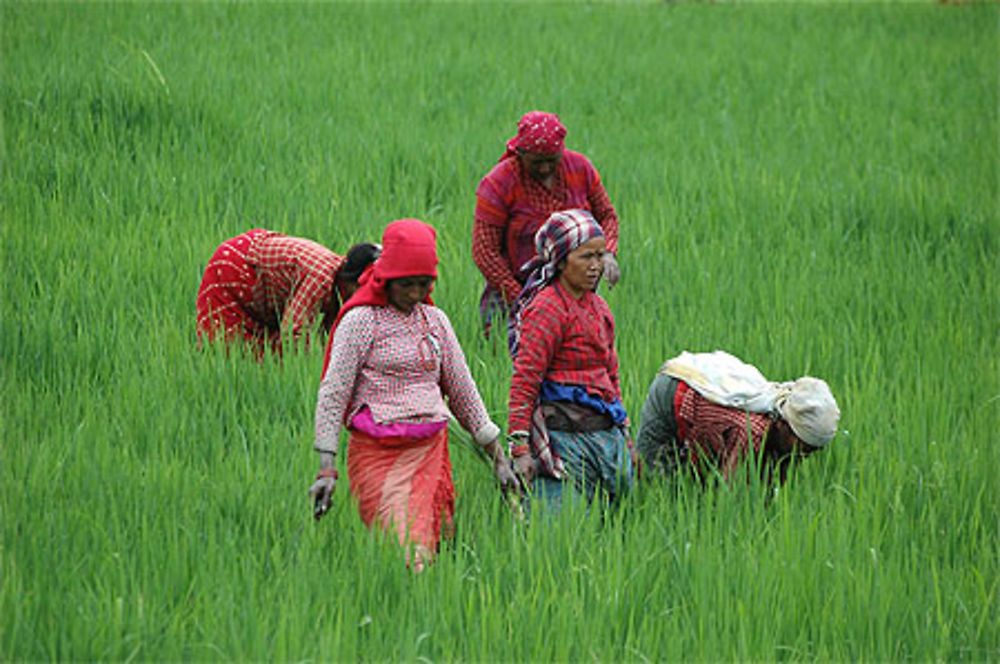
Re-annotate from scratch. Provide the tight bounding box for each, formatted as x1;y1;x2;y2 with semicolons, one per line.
2;0;997;660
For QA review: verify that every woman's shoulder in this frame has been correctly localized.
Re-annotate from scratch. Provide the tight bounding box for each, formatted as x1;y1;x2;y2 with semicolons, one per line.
561;149;595;170
582;290;613;314
479;158;519;189
339;305;380;327
531;286;612;320
418;303;454;328
524;284;569;317
332;306;381;347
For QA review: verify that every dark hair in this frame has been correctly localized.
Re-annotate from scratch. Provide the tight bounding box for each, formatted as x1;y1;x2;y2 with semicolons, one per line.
339;243;380;283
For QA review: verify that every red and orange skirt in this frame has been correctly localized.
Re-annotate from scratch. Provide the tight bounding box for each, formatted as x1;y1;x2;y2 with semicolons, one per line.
346;427;455;554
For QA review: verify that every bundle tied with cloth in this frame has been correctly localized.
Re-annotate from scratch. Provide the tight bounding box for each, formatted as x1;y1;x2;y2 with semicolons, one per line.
660;350;840;448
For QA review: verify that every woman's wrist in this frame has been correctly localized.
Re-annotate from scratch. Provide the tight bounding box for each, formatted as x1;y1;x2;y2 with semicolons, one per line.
317;450;337;470
316;467;339;480
474;421;501;446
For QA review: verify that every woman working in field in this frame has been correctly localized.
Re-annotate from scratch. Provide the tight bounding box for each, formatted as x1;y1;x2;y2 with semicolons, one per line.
473;111;622;339
636;350;841;486
196;229;379;356
507;209;635;514
311;218;518;571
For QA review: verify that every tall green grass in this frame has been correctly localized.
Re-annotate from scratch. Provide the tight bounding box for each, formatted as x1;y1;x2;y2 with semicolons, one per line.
3;1;997;660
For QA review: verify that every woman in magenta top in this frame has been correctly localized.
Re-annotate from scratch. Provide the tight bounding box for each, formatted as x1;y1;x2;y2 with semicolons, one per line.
473;111;622;338
311;219;517;571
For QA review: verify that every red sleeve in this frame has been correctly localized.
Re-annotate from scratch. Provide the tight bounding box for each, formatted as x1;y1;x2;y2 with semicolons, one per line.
586;162;619;255
508;292;564;432
471;218;521;303
603;301;622;401
268;237;341;346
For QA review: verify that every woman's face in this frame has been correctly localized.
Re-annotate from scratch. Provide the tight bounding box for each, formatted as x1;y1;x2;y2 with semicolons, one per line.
386;276;434;314
767;418;813;458
557;237;605;298
518;149;562;183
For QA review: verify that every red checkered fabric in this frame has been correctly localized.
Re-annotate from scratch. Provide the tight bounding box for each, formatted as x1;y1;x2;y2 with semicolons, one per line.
245;232;344;343
473;149;619;303
508;282;620;433
677;387;774;481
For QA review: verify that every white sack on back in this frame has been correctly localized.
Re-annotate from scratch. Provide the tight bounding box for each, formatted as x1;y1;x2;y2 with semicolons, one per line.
659;350;787;414
660;350;840;448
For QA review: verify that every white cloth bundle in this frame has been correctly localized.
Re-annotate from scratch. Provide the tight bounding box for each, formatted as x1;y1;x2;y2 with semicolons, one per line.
660;350;840;448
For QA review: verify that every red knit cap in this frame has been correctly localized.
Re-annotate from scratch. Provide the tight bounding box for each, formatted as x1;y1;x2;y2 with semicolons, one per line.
372;218;438;281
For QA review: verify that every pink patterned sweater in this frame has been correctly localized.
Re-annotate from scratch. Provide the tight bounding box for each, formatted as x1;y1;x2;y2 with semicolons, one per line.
314;303;499;454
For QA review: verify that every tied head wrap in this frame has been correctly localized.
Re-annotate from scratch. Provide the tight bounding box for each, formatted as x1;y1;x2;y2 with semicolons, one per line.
507;209;603;356
775;377;840;448
501;111;567;162
320;219;438;377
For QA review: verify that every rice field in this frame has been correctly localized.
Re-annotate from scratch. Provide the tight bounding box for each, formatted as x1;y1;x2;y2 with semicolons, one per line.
2;1;998;660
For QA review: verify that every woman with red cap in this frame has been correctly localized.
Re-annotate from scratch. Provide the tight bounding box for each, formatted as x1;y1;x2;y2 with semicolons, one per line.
311;219;518;571
473;111;622;339
196;229;379;356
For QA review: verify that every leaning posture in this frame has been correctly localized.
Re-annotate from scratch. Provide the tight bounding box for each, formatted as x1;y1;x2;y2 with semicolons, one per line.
311;219;517;571
636;350;841;485
507;209;635;514
196;228;378;355
473;111;621;338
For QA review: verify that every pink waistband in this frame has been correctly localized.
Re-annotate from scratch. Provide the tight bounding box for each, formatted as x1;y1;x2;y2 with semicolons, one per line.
349;406;447;440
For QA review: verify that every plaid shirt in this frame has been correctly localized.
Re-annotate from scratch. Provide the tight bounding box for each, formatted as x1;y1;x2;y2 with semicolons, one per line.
245;232;344;341
508;282;620;432
315;304;498;454
473;150;619;303
677;386;774;481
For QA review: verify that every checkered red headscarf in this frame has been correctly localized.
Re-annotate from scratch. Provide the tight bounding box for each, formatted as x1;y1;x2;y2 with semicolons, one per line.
500;111;567;161
507;209;603;356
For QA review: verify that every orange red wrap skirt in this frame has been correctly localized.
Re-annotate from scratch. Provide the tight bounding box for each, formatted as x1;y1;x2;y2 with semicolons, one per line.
346;427;455;552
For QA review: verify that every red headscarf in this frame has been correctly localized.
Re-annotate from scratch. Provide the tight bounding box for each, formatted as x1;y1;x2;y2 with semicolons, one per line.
320;219;438;377
500;111;567;162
